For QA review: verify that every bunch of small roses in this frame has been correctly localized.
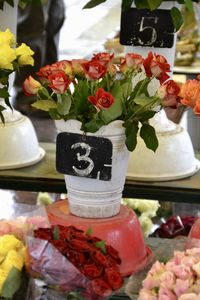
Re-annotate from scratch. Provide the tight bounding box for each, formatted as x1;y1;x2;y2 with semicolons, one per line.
27;225;123;299
138;247;200;300
23;51;181;152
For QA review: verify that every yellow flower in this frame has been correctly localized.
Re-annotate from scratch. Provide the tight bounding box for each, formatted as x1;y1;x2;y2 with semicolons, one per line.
1;249;24;273
15;43;34;66
0;269;8;293
0;235;22;257
0;44;16;70
0;28;15;47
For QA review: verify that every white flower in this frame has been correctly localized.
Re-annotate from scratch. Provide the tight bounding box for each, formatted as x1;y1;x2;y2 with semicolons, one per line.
139;213;154;237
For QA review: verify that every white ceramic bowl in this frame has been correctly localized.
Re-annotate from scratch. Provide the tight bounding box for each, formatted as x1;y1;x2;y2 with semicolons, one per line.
0;112;45;169
127;122;200;181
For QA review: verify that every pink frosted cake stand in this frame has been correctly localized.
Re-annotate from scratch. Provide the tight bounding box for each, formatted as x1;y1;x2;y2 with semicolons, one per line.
46;199;152;277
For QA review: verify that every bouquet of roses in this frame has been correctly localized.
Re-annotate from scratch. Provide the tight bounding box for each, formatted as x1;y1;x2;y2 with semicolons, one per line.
26;224;124;299
138;247;200;299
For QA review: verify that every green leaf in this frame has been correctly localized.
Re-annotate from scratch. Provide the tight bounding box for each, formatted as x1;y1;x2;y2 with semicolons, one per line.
53;225;59;240
99;82;123;124
86;226;93;236
134;0;162;10
171;7;184;31
73;80;90;115
38;87;50;99
134;94;153;106
138;110;157;122
65;291;85;300
31;100;57;111
83;118;104;133
95;240;107;254
0;87;9;99
183;0;193;10
1;267;21;298
57;94;71;116
140;123;158;152
124;121;139;152
83;0;106;9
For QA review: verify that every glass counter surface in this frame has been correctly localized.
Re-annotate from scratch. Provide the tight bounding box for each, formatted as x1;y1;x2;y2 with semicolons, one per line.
0;143;199;203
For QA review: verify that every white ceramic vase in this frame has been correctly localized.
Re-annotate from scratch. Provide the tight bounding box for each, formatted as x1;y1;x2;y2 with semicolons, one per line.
125;2;200;180
55;120;130;218
0;0;45;169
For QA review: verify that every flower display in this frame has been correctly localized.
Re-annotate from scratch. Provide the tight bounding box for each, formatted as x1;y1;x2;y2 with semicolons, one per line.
83;0;200;31
138;247;200;299
23;51;181;152
122;199;160;236
27;225;124;299
0;234;26;298
0;28;34;123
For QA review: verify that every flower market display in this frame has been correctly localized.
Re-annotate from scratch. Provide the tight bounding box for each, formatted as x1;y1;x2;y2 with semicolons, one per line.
23;51;181;152
0;28;34;123
138;247;200;299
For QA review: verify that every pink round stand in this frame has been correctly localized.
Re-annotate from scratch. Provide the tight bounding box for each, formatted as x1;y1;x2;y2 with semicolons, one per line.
47;199;152;276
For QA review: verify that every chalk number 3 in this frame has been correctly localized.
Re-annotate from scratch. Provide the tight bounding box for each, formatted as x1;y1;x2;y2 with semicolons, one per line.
71;142;94;176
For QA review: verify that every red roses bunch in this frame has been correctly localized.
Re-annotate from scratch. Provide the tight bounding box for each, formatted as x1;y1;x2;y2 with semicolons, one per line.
23;51;181;152
27;224;123;299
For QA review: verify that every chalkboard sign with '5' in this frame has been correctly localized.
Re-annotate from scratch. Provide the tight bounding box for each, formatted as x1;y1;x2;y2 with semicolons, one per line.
120;8;175;48
56;132;113;181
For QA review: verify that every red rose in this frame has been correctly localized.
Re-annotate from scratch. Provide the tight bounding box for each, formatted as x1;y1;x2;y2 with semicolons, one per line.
106;245;121;265
82;60;107;80
92;250;110;267
48;71;71;94
88;88;114;110
65;249;88;266
90;278;112;297
70;239;94;252
104;267;123;290
158;80;180;108
92;52;114;66
143;51;170;84
37;64;53;79
34;228;52;241
51;239;68;252
81;263;103;279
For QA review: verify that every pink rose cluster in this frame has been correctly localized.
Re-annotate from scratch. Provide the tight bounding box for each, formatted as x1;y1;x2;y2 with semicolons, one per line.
139;248;200;300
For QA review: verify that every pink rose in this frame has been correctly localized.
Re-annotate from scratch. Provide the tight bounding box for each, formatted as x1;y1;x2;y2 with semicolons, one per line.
160;271;175;289
120;53;143;72
172;265;193;280
138;288;157;300
178;293;200;300
143;274;161;290
23;75;42;96
158;80;180;108
173;278;191;297
158;287;176;300
0;220;12;236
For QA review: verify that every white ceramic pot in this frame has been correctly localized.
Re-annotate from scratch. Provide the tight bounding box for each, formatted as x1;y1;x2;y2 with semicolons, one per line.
55;120;130;218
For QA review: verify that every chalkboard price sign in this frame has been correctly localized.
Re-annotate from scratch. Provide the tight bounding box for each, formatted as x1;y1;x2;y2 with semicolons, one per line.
120;8;175;48
56;132;113;181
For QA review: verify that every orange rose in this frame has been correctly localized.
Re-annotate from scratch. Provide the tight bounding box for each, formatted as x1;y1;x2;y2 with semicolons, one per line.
48;71;71;94
194;99;200;115
179;79;200;108
23;75;42;96
82;60;107;80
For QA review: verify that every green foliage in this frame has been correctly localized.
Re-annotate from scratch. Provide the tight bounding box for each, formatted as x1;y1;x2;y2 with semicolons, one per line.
1;267;21;299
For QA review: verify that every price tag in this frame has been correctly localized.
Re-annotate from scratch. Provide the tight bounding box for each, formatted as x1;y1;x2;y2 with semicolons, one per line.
56;132;113;181
120;8;175;48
